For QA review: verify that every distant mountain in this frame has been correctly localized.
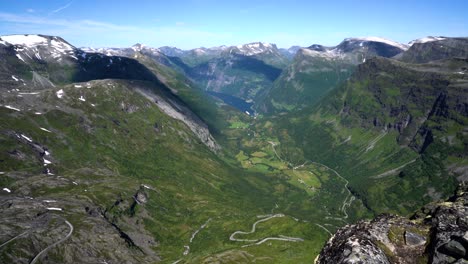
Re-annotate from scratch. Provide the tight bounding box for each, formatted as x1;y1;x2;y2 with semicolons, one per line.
397;37;468;63
257;37;408;113
158;46;186;57
279;45;302;59
408;36;446;46
158;42;290;102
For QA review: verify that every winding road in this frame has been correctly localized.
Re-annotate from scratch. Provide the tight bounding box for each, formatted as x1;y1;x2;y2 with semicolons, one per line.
180;218;212;257
269;141;355;220
0;231;29;249
30;219;73;264
229;214;304;246
230;214;285;242
310;161;354;219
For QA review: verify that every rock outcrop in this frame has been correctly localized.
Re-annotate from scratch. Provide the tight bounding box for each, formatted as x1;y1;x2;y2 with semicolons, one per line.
316;184;468;263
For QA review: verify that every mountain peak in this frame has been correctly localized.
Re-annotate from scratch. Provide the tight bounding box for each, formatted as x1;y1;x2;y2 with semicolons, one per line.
0;34;75;50
342;37;409;50
131;43;145;50
408;36;446;46
233;42;278;56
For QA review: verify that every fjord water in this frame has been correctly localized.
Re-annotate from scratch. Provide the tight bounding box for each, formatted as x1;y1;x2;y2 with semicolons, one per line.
208;91;255;115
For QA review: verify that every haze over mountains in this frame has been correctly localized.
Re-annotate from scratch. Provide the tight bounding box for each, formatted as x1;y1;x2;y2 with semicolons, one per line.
0;33;467;264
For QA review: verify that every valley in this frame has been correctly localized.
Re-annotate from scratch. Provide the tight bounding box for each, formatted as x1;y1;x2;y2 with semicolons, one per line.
0;33;466;264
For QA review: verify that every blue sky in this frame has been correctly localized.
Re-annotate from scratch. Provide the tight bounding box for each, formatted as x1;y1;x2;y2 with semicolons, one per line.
0;0;466;49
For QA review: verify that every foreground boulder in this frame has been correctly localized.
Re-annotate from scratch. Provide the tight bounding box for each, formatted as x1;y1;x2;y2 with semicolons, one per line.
316;184;468;263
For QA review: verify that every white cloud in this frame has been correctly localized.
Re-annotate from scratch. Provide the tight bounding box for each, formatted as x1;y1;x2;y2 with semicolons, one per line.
51;1;73;14
26;9;35;13
0;12;234;49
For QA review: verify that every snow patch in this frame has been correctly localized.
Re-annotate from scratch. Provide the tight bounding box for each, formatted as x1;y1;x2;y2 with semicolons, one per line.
11;75;19;81
35;112;42;115
345;37;408;50
43;158;52;165
74;85;82;88
78;95;86;101
16;54;26;62
40;127;52;133
408;36;446;46
2;35;48;46
47;207;63;211
2;188;11;193
56;89;64;98
21;134;33;142
4;105;20;111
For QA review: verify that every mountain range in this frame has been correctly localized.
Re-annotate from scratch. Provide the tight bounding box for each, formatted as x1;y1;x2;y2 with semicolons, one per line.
0;33;466;264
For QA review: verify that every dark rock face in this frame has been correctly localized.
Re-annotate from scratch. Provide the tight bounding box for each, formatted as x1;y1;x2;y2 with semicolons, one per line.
317;184;468;264
427;185;468;263
134;187;149;204
404;231;426;247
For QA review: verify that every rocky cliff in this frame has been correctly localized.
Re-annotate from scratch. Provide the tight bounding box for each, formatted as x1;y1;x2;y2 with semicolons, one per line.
316;184;468;263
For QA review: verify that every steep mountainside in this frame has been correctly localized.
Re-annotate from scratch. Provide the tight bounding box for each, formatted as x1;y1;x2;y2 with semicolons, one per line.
159;42;290;102
257;37;409;113
0;35;220;151
255;38;467;215
83;43;229;134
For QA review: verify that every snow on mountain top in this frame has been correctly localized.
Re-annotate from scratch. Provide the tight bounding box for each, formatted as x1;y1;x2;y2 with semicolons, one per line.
235;42;276;56
408;36;446;46
237;42;274;49
1;34;75;54
50;39;74;52
193;48;206;54
344;37;408;50
1;34;48;46
131;43;146;51
300;47;341;59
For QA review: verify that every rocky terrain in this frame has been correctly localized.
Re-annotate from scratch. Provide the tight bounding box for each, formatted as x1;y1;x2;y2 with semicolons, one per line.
316;184;468;263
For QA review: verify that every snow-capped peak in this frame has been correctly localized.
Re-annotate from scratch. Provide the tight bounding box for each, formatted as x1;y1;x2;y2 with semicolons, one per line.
1;34;77;63
0;34;74;51
408;36;446;46
344;37;408;51
131;43;145;51
1;34;49;46
234;42;277;56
